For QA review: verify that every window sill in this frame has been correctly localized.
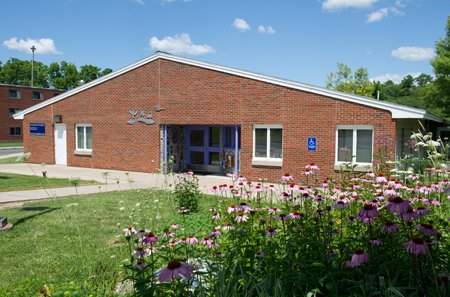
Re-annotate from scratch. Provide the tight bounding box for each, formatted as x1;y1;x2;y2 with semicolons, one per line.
74;150;92;156
252;159;283;167
334;163;372;172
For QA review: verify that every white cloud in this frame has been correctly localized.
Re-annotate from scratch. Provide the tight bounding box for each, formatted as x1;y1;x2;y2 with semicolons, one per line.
391;46;435;61
322;0;378;11
258;25;276;34
366;7;404;23
149;33;214;56
3;37;61;55
134;0;145;4
371;72;421;83
232;18;251;32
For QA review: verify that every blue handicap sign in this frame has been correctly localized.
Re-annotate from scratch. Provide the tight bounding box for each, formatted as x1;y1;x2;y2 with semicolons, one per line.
308;137;316;151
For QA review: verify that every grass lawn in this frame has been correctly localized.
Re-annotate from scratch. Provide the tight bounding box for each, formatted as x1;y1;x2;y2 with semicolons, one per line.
0;141;23;148
0;172;98;192
0;157;23;164
0;190;218;296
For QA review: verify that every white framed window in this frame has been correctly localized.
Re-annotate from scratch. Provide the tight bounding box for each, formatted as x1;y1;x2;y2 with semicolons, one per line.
75;124;92;152
336;125;373;165
8;89;21;99
252;124;283;166
32;91;44;100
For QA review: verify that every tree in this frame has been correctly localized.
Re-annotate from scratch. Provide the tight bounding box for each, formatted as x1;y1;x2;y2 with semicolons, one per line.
79;64;101;83
326;63;375;97
431;15;450;118
0;58;48;87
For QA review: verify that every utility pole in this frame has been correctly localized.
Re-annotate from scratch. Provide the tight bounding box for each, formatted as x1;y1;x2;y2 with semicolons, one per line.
31;46;36;87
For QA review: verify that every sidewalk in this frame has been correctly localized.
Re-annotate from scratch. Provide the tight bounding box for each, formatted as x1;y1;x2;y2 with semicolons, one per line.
0;160;229;204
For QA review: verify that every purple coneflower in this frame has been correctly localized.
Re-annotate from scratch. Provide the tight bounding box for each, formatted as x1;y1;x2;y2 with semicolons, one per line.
210;186;219;193
236;202;252;213
418;223;438;236
133;248;146;259
358;204;380;219
210;228;221;238
303;168;313;175
289;211;302;219
376;173;387;184
275;213;290;221
281;173;294;183
256;252;265;258
159;260;194;283
306;162;319;171
123;226;137;238
143;232;159;245
268;207;281;215
416;206;430;216
346;250;369;268
333;201;349;208
212;213;220;220
386;197;410;215
383;186;396;197
382;220;399;233
266;228;278;236
369;238;382;245
163;231;176;238
134;260;147;270
136;229;148;238
227;204;237;213
401;207;419;221
403;237;429;255
365;170;375;178
222;222;234;230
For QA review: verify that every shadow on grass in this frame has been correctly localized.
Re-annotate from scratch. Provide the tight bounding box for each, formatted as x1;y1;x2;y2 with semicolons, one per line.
13;207;60;228
0;176;12;180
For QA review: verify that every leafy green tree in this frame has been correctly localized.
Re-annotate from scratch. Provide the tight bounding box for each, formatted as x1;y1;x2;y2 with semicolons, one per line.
0;58;48;87
326;63;375;97
79;64;101;83
431;15;450;118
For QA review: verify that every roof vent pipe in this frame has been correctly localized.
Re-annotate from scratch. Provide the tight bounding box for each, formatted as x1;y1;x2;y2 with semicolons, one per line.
376;90;380;100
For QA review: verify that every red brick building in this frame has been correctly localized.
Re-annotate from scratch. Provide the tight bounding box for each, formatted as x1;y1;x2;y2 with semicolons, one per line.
14;52;449;180
1;84;64;142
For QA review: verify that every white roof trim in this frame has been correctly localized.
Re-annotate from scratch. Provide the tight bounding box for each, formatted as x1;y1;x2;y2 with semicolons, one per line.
13;51;446;123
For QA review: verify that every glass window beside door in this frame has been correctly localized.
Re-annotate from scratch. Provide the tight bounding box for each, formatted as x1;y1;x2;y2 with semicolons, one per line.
75;124;92;153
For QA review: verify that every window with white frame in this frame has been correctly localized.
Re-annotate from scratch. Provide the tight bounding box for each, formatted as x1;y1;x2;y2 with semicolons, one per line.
32;91;44;100
76;124;92;151
336;125;373;164
253;125;283;161
8;89;21;99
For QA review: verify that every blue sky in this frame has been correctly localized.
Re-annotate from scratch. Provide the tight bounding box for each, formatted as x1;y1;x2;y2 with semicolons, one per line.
0;0;448;87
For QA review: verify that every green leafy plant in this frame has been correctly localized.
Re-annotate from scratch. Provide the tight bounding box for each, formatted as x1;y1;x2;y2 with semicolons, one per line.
172;172;201;213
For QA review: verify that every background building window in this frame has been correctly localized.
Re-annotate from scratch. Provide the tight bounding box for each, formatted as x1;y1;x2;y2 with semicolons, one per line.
336;126;373;164
9;108;21;117
9;127;22;136
8;90;21;99
76;124;92;151
253;125;283;160
32;91;44;100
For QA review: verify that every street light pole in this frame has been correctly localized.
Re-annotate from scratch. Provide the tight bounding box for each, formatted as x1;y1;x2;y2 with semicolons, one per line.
31;46;36;87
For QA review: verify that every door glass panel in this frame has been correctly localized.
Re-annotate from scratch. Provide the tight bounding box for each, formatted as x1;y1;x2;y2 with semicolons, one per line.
210;152;220;165
190;130;204;146
255;129;267;157
224;127;233;147
270;129;283;158
210;127;220;147
190;151;204;164
356;130;372;163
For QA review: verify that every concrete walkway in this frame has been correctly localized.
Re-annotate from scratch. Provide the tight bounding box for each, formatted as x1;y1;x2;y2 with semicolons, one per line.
0;156;230;204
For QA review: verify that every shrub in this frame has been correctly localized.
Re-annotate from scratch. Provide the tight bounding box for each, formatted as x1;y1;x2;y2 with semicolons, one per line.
172;172;201;213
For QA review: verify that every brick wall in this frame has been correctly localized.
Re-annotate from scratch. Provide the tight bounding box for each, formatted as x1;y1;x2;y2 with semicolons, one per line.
0;86;63;142
22;59;396;181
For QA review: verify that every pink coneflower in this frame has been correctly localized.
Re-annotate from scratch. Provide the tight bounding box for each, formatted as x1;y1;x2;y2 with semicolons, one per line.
256;251;265;258
254;185;263;192
281;173;294;183
266;228;278;236
376;173;387;184
431;199;441;206
222;222;234;230
281;192;291;200
418;223;438;236
163;231;176;238
288;183;299;191
382;220;399;233
210;186;219;193
124;226;137;238
143;232;159;245
237;175;247;182
306;162;319;171
321;179;330;188
186;235;198;244
235;212;249;223
268;207;281;215
386;197;410;214
346;250;369;268
134;260;147;270
136;229;148;238
365;171;375;178
289;211;302;219
171;223;180;229
383;186;396;197
267;184;277;191
210;228;221;238
227;204;237;213
212;213;220;220
403;237;429;255
303;168;313;175
159;260;194;283
235;182;245;189
201;236;213;246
